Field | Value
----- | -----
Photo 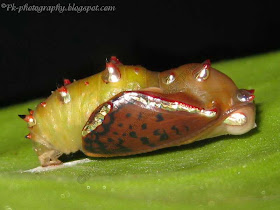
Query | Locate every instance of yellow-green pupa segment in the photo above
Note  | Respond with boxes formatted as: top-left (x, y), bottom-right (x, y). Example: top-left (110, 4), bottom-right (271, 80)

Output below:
top-left (29, 62), bottom-right (159, 165)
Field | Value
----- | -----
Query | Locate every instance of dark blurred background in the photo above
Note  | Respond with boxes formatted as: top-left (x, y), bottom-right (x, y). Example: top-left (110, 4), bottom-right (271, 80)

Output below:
top-left (1, 1), bottom-right (279, 107)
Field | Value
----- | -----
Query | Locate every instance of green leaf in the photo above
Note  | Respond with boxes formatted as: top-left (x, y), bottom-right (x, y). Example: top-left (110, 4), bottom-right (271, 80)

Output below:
top-left (1, 51), bottom-right (280, 209)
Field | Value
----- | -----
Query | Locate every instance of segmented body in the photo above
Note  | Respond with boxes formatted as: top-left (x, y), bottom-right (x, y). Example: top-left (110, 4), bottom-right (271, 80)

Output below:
top-left (32, 65), bottom-right (157, 153)
top-left (19, 57), bottom-right (256, 166)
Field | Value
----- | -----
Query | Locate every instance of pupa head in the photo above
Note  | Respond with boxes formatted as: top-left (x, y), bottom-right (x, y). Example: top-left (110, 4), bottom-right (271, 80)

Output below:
top-left (159, 60), bottom-right (256, 136)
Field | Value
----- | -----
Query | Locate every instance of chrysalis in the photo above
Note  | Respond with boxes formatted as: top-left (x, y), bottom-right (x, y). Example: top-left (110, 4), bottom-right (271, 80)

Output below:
top-left (19, 56), bottom-right (256, 166)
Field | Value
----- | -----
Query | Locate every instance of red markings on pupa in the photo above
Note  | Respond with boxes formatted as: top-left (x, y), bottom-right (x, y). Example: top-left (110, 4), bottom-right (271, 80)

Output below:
top-left (40, 102), bottom-right (47, 107)
top-left (248, 89), bottom-right (255, 94)
top-left (18, 115), bottom-right (34, 123)
top-left (25, 133), bottom-right (32, 139)
top-left (57, 86), bottom-right (71, 103)
top-left (203, 59), bottom-right (211, 69)
top-left (210, 108), bottom-right (218, 113)
top-left (85, 81), bottom-right (89, 86)
top-left (193, 60), bottom-right (211, 82)
top-left (134, 67), bottom-right (140, 74)
top-left (64, 79), bottom-right (71, 86)
top-left (110, 56), bottom-right (122, 65)
top-left (58, 86), bottom-right (68, 94)
top-left (237, 89), bottom-right (255, 102)
top-left (248, 95), bottom-right (255, 102)
top-left (102, 62), bottom-right (121, 83)
top-left (28, 108), bottom-right (34, 115)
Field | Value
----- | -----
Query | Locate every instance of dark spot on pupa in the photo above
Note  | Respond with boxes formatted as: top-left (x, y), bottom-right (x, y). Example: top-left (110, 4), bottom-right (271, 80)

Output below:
top-left (153, 129), bottom-right (169, 141)
top-left (171, 125), bottom-right (180, 135)
top-left (140, 137), bottom-right (149, 145)
top-left (116, 138), bottom-right (131, 153)
top-left (153, 129), bottom-right (160, 136)
top-left (129, 125), bottom-right (133, 129)
top-left (156, 113), bottom-right (164, 122)
top-left (126, 113), bottom-right (132, 118)
top-left (160, 129), bottom-right (168, 141)
top-left (82, 111), bottom-right (117, 154)
top-left (129, 131), bottom-right (137, 138)
top-left (138, 112), bottom-right (143, 120)
top-left (84, 136), bottom-right (93, 144)
top-left (118, 123), bottom-right (123, 127)
top-left (113, 132), bottom-right (118, 135)
top-left (107, 138), bottom-right (114, 142)
top-left (140, 137), bottom-right (155, 147)
top-left (93, 139), bottom-right (108, 153)
top-left (141, 123), bottom-right (147, 130)
top-left (122, 133), bottom-right (127, 137)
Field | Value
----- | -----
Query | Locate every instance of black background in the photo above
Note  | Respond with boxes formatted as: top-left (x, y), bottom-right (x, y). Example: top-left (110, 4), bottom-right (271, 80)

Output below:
top-left (1, 1), bottom-right (279, 107)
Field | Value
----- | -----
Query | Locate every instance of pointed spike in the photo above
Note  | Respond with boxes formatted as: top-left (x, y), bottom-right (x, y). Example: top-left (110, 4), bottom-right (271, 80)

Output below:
top-left (58, 86), bottom-right (71, 103)
top-left (40, 102), bottom-right (47, 107)
top-left (102, 62), bottom-right (121, 83)
top-left (193, 60), bottom-right (211, 82)
top-left (110, 56), bottom-right (122, 65)
top-left (58, 86), bottom-right (68, 94)
top-left (247, 89), bottom-right (255, 94)
top-left (28, 108), bottom-right (34, 115)
top-left (237, 89), bottom-right (255, 103)
top-left (18, 114), bottom-right (26, 120)
top-left (64, 79), bottom-right (71, 86)
top-left (25, 133), bottom-right (32, 139)
top-left (26, 115), bottom-right (34, 122)
top-left (164, 72), bottom-right (176, 84)
top-left (19, 115), bottom-right (36, 126)
top-left (194, 66), bottom-right (209, 82)
top-left (248, 95), bottom-right (255, 102)
top-left (203, 59), bottom-right (211, 68)
top-left (134, 67), bottom-right (140, 74)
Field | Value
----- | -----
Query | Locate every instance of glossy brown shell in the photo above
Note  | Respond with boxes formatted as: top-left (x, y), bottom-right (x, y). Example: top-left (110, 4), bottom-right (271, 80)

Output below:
top-left (82, 91), bottom-right (219, 157)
